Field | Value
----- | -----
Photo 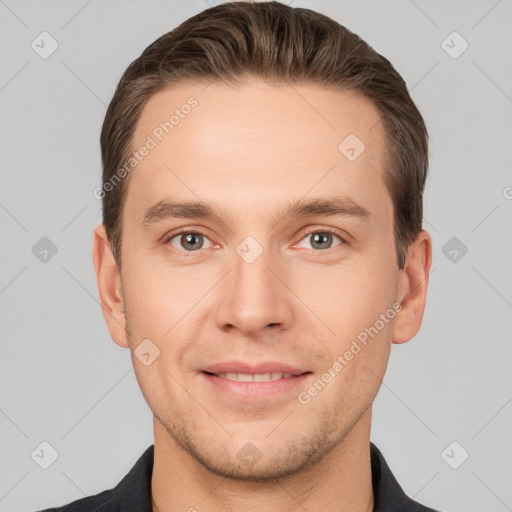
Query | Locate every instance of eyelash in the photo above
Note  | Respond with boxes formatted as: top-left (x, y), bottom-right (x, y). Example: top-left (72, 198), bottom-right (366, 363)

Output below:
top-left (163, 227), bottom-right (346, 253)
top-left (294, 228), bottom-right (346, 250)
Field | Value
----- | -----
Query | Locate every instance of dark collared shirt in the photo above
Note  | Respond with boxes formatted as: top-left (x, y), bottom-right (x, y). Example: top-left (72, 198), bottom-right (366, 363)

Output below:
top-left (38, 443), bottom-right (441, 511)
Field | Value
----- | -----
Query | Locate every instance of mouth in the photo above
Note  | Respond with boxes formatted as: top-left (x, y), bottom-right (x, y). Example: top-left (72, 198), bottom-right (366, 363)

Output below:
top-left (199, 363), bottom-right (313, 401)
top-left (202, 371), bottom-right (306, 382)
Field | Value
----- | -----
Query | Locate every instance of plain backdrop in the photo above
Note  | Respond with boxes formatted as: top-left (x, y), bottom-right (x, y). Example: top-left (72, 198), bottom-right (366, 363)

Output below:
top-left (1, 1), bottom-right (511, 511)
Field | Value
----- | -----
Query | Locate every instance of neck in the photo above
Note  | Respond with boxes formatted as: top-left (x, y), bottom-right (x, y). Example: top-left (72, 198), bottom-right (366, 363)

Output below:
top-left (151, 410), bottom-right (374, 512)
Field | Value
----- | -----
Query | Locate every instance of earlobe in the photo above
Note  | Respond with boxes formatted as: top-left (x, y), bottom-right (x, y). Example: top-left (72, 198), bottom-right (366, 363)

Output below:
top-left (392, 230), bottom-right (432, 345)
top-left (92, 224), bottom-right (129, 348)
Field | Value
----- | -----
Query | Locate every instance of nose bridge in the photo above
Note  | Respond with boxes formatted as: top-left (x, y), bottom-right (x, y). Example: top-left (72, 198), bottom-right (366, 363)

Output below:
top-left (215, 239), bottom-right (294, 335)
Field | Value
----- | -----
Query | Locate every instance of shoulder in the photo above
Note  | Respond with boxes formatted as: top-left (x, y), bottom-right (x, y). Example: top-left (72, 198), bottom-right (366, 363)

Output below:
top-left (35, 445), bottom-right (154, 512)
top-left (36, 489), bottom-right (115, 512)
top-left (370, 442), bottom-right (443, 512)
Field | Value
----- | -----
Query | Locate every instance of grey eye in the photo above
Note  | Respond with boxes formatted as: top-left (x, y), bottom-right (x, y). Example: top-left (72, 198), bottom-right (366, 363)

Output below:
top-left (170, 232), bottom-right (212, 251)
top-left (297, 232), bottom-right (343, 250)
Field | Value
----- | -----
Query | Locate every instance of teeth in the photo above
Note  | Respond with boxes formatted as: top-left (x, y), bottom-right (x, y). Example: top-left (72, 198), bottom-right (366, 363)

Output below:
top-left (217, 372), bottom-right (294, 382)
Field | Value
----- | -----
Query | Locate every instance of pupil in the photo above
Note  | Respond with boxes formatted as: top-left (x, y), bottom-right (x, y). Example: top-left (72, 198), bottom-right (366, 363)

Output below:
top-left (182, 233), bottom-right (203, 250)
top-left (312, 233), bottom-right (331, 250)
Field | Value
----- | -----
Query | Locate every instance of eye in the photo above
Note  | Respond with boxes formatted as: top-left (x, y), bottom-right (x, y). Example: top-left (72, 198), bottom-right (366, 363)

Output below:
top-left (296, 230), bottom-right (344, 250)
top-left (167, 231), bottom-right (213, 252)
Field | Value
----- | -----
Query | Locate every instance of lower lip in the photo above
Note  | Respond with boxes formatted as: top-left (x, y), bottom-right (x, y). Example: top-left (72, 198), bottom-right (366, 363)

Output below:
top-left (200, 372), bottom-right (312, 401)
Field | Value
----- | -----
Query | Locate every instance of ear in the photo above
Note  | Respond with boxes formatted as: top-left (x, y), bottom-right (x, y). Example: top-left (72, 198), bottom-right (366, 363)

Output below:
top-left (392, 229), bottom-right (432, 344)
top-left (92, 224), bottom-right (129, 348)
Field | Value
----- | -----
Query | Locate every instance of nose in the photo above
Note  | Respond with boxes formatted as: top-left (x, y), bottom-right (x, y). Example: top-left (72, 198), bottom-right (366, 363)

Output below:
top-left (214, 243), bottom-right (295, 337)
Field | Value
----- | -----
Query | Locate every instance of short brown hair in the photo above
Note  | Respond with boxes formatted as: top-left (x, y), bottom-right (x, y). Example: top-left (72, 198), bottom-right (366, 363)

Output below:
top-left (100, 1), bottom-right (428, 270)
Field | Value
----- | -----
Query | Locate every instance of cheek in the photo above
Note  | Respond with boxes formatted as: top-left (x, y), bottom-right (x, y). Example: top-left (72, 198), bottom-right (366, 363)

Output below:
top-left (289, 255), bottom-right (398, 340)
top-left (122, 256), bottom-right (210, 338)
top-left (121, 257), bottom-right (221, 383)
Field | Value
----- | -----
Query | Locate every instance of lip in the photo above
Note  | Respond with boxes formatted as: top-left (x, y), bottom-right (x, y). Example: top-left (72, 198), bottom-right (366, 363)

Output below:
top-left (202, 361), bottom-right (308, 375)
top-left (200, 372), bottom-right (312, 401)
top-left (199, 361), bottom-right (313, 401)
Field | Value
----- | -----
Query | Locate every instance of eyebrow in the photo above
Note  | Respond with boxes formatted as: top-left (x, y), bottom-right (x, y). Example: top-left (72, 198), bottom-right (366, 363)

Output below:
top-left (139, 196), bottom-right (371, 228)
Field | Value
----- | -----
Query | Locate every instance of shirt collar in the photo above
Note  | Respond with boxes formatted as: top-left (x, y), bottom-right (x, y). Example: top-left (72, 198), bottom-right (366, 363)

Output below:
top-left (106, 442), bottom-right (436, 511)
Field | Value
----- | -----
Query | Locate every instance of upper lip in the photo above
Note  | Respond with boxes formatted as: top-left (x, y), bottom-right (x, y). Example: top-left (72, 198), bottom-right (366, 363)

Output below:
top-left (203, 361), bottom-right (309, 376)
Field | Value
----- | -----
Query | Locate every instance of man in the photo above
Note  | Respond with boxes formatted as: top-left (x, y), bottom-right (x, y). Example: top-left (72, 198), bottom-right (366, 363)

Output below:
top-left (40, 1), bottom-right (440, 510)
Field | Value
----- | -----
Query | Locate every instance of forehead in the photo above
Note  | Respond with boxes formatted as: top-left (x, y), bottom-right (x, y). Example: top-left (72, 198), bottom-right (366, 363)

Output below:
top-left (125, 78), bottom-right (390, 225)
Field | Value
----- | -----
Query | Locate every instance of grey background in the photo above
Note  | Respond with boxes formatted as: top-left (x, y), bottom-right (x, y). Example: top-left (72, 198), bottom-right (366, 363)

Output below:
top-left (1, 0), bottom-right (511, 511)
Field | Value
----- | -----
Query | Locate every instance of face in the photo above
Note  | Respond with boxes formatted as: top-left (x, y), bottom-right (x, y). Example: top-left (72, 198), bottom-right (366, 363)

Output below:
top-left (99, 78), bottom-right (413, 480)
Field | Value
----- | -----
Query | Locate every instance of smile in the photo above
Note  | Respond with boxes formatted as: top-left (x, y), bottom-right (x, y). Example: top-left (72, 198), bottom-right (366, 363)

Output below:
top-left (215, 372), bottom-right (294, 382)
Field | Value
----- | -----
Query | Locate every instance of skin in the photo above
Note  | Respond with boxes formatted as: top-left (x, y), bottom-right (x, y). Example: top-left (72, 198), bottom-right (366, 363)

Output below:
top-left (93, 78), bottom-right (432, 512)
